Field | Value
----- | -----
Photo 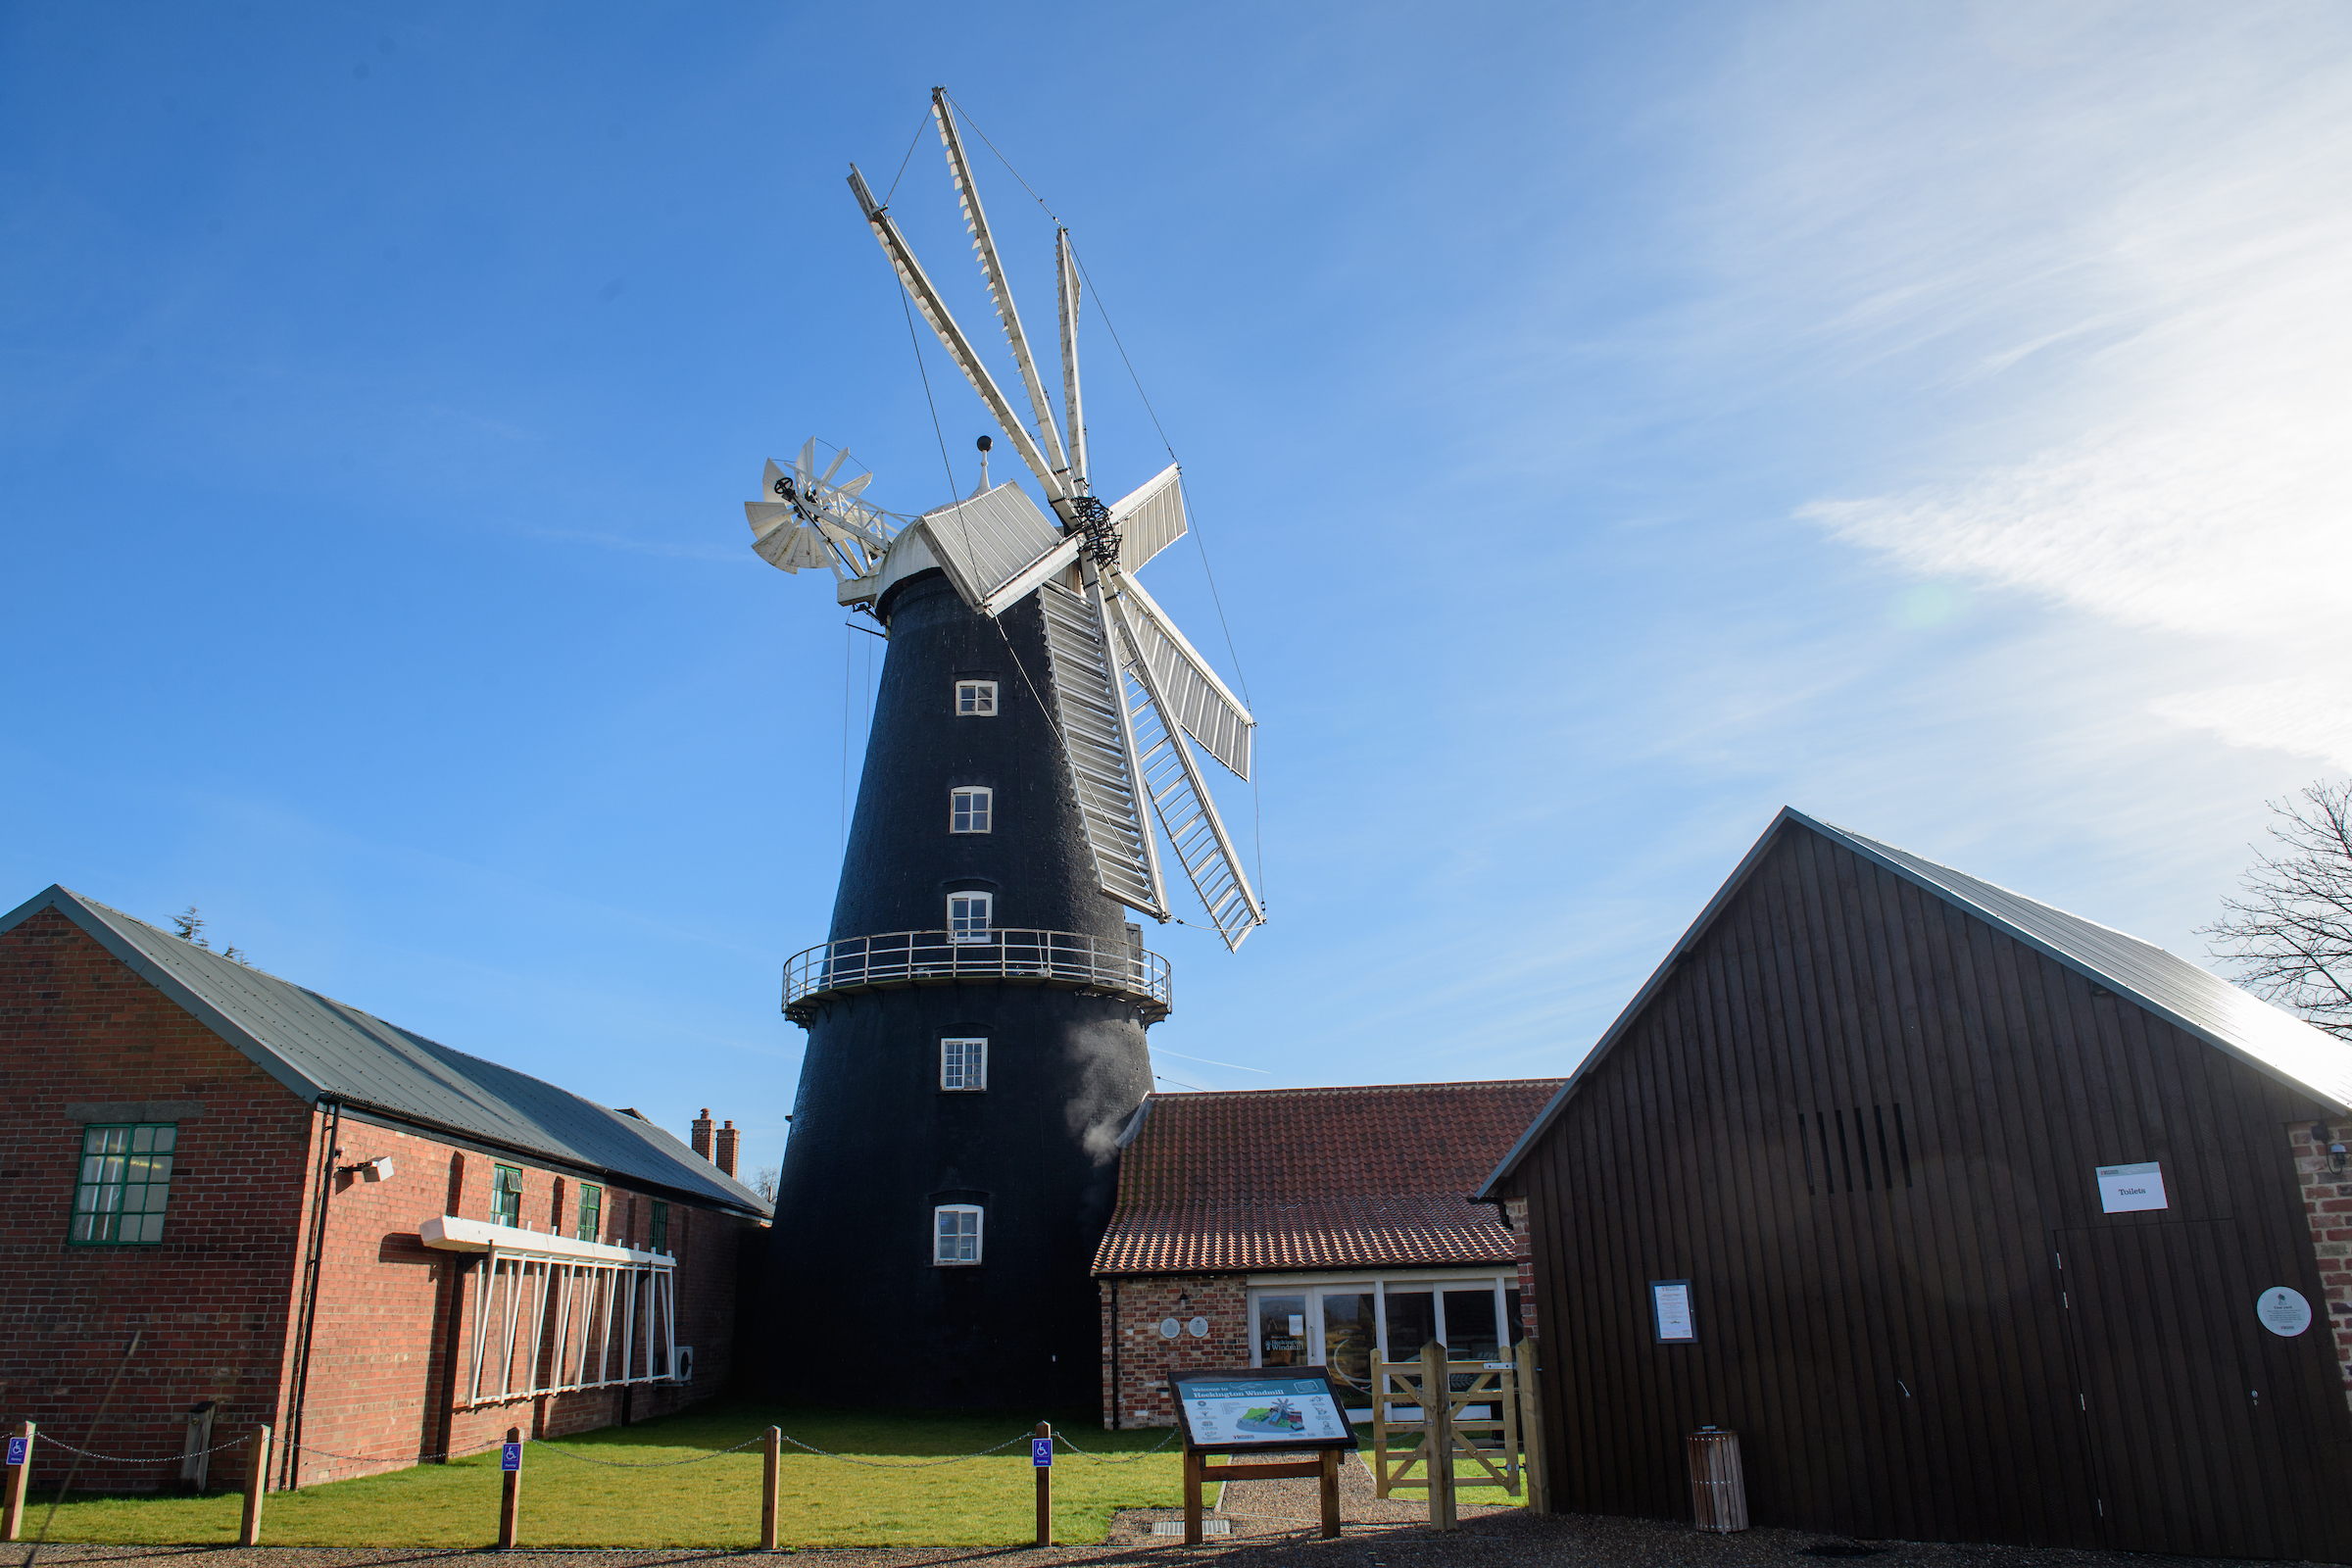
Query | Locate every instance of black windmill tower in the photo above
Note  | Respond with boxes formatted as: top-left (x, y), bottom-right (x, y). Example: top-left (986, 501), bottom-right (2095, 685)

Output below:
top-left (744, 91), bottom-right (1265, 1407)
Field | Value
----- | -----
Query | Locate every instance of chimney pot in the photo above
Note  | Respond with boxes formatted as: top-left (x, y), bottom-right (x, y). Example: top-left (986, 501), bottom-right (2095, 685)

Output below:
top-left (691, 1108), bottom-right (714, 1161)
top-left (713, 1118), bottom-right (740, 1179)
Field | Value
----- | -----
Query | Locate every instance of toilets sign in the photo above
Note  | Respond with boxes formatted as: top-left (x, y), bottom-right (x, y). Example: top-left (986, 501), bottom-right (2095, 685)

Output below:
top-left (2096, 1161), bottom-right (2168, 1214)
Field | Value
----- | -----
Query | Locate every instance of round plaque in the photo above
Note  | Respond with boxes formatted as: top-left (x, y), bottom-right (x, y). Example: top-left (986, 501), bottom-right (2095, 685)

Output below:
top-left (1157, 1316), bottom-right (1181, 1339)
top-left (1187, 1315), bottom-right (1210, 1338)
top-left (2257, 1286), bottom-right (2313, 1337)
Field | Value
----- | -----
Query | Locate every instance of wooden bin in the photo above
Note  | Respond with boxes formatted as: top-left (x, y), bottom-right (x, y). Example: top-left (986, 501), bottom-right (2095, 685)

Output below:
top-left (1687, 1429), bottom-right (1747, 1532)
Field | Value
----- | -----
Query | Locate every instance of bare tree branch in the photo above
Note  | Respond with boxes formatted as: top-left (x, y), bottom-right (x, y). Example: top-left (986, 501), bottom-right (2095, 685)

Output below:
top-left (2204, 778), bottom-right (2352, 1042)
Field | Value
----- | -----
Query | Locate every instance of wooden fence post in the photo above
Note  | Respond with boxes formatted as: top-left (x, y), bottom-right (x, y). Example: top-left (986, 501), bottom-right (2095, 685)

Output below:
top-left (760, 1426), bottom-right (780, 1549)
top-left (1515, 1339), bottom-right (1548, 1515)
top-left (1317, 1446), bottom-right (1341, 1540)
top-left (1420, 1340), bottom-right (1456, 1531)
top-left (1182, 1445), bottom-right (1203, 1544)
top-left (2, 1421), bottom-right (35, 1543)
top-left (1033, 1422), bottom-right (1052, 1546)
top-left (498, 1426), bottom-right (521, 1548)
top-left (239, 1426), bottom-right (270, 1546)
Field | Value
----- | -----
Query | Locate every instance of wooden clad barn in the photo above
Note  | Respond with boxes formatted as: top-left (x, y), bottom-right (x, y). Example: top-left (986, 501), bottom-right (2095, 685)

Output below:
top-left (1481, 809), bottom-right (2352, 1560)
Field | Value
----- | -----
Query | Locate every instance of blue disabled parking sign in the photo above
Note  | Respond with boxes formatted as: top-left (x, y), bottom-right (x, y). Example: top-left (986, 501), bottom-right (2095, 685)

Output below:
top-left (6, 1437), bottom-right (25, 1467)
top-left (1031, 1438), bottom-right (1053, 1468)
top-left (501, 1443), bottom-right (522, 1472)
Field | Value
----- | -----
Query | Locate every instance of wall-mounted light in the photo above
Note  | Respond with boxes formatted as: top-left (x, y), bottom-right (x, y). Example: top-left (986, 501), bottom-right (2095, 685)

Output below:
top-left (340, 1155), bottom-right (397, 1183)
top-left (2332, 1143), bottom-right (2347, 1176)
top-left (2317, 1125), bottom-right (2345, 1176)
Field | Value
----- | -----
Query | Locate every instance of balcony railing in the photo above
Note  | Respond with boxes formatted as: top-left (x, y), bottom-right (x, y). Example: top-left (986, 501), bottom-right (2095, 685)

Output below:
top-left (783, 928), bottom-right (1172, 1023)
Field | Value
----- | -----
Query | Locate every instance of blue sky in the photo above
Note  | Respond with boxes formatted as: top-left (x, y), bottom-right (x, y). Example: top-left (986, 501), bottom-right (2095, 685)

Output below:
top-left (7, 2), bottom-right (2349, 1184)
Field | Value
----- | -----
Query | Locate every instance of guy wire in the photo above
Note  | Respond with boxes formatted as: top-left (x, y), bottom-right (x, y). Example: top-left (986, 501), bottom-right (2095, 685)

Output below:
top-left (882, 107), bottom-right (932, 207)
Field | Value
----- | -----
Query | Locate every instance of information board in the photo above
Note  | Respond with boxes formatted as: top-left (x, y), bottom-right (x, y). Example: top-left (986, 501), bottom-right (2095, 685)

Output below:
top-left (2257, 1286), bottom-right (2314, 1337)
top-left (1652, 1279), bottom-right (1695, 1343)
top-left (1168, 1367), bottom-right (1358, 1454)
top-left (2095, 1160), bottom-right (2168, 1213)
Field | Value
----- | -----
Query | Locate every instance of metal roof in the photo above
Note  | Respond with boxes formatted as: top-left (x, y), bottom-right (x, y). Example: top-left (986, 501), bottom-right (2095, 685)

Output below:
top-left (1478, 808), bottom-right (2352, 1198)
top-left (3, 885), bottom-right (771, 1218)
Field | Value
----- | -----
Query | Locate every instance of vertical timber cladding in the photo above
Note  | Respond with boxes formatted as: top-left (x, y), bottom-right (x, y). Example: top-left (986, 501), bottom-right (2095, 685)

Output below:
top-left (762, 570), bottom-right (1153, 1409)
top-left (1503, 817), bottom-right (2352, 1558)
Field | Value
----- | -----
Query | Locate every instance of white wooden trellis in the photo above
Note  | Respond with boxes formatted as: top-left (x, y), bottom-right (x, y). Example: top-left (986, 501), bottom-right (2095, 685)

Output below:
top-left (419, 1215), bottom-right (677, 1406)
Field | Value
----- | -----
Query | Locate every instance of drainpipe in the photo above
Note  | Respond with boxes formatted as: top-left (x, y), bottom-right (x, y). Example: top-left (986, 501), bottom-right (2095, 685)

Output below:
top-left (281, 1097), bottom-right (342, 1490)
top-left (1108, 1279), bottom-right (1121, 1431)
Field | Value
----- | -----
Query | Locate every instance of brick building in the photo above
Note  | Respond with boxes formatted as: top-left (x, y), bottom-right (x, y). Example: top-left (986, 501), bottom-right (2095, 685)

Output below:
top-left (1091, 1080), bottom-right (1562, 1429)
top-left (0, 885), bottom-right (770, 1493)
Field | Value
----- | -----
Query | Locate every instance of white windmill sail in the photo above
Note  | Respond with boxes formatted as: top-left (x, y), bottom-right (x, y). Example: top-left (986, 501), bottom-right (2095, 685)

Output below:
top-left (1102, 591), bottom-right (1265, 950)
top-left (934, 90), bottom-right (1072, 493)
top-left (1107, 463), bottom-right (1188, 575)
top-left (1110, 570), bottom-right (1253, 781)
top-left (1035, 580), bottom-right (1168, 918)
top-left (1056, 228), bottom-right (1089, 491)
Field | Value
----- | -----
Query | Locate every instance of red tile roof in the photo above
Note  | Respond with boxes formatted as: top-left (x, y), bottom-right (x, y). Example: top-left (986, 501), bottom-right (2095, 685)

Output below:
top-left (1092, 1080), bottom-right (1564, 1276)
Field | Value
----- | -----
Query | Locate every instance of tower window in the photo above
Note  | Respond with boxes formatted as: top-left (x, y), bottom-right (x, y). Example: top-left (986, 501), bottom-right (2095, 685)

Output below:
top-left (942, 1037), bottom-right (988, 1091)
top-left (951, 787), bottom-right (993, 834)
top-left (934, 1203), bottom-right (984, 1265)
top-left (956, 680), bottom-right (998, 715)
top-left (949, 892), bottom-right (994, 943)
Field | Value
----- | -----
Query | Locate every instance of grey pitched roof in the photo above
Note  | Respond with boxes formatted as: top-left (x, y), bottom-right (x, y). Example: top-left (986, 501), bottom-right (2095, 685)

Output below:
top-left (3, 885), bottom-right (771, 1218)
top-left (1479, 808), bottom-right (2352, 1198)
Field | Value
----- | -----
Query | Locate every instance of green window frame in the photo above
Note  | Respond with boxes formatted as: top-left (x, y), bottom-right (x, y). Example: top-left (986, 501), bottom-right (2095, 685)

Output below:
top-left (71, 1123), bottom-right (177, 1246)
top-left (577, 1184), bottom-right (603, 1242)
top-left (491, 1164), bottom-right (523, 1227)
top-left (651, 1200), bottom-right (668, 1253)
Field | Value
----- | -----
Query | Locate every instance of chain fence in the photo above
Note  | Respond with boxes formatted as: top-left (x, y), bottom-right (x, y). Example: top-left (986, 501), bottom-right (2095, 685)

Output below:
top-left (32, 1435), bottom-right (253, 1465)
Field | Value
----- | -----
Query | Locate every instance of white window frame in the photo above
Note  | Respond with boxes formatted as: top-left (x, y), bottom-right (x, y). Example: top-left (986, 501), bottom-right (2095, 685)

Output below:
top-left (934, 1203), bottom-right (984, 1265)
top-left (941, 1037), bottom-right (988, 1091)
top-left (950, 787), bottom-right (993, 834)
top-left (1244, 1273), bottom-right (1519, 1415)
top-left (948, 892), bottom-right (994, 943)
top-left (956, 680), bottom-right (999, 716)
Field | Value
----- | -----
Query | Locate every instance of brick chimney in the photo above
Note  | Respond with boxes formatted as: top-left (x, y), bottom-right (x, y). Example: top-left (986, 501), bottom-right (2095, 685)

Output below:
top-left (691, 1108), bottom-right (714, 1162)
top-left (714, 1119), bottom-right (739, 1179)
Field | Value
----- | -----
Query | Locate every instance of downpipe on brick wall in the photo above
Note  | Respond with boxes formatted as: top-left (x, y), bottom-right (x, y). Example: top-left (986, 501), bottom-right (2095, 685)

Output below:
top-left (280, 1098), bottom-right (342, 1491)
top-left (1109, 1281), bottom-right (1120, 1432)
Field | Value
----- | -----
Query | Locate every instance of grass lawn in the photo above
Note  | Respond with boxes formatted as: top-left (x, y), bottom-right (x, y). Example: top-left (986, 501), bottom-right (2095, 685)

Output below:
top-left (21, 1399), bottom-right (1211, 1548)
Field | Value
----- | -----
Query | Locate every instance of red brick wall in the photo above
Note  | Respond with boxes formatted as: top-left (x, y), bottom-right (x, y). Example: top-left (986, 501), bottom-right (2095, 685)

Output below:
top-left (3, 906), bottom-right (765, 1492)
top-left (1096, 1275), bottom-right (1249, 1429)
top-left (0, 909), bottom-right (312, 1492)
top-left (1505, 1198), bottom-right (1538, 1341)
top-left (293, 1129), bottom-right (763, 1484)
top-left (2288, 1119), bottom-right (2352, 1411)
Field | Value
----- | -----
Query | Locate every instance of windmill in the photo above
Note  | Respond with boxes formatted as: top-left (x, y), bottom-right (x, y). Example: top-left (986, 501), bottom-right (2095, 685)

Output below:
top-left (745, 88), bottom-right (1265, 951)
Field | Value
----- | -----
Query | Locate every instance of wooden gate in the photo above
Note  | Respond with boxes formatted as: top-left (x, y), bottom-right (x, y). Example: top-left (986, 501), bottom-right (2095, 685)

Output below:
top-left (1372, 1340), bottom-right (1548, 1525)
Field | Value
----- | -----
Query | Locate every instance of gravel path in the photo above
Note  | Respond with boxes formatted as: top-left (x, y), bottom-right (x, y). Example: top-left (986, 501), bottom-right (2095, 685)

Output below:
top-left (7, 1507), bottom-right (2334, 1568)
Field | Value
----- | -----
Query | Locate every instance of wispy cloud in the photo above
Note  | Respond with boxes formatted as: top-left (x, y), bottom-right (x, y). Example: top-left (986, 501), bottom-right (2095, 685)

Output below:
top-left (1747, 3), bottom-right (2352, 766)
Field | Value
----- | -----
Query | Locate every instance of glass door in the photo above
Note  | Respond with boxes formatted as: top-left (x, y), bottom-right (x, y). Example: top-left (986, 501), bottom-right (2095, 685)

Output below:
top-left (1254, 1293), bottom-right (1308, 1366)
top-left (1316, 1290), bottom-right (1376, 1405)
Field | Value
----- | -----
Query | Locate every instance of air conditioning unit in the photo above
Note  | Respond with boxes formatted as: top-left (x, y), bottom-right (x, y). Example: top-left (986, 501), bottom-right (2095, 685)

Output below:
top-left (671, 1346), bottom-right (695, 1383)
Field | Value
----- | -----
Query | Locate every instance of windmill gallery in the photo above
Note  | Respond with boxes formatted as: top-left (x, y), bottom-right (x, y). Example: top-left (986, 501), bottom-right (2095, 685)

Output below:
top-left (5, 87), bottom-right (2351, 1563)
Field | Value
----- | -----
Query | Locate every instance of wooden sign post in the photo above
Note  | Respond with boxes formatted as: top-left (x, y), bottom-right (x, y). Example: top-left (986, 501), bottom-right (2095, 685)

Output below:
top-left (3, 1421), bottom-right (36, 1543)
top-left (498, 1427), bottom-right (521, 1548)
top-left (760, 1426), bottom-right (780, 1549)
top-left (1168, 1367), bottom-right (1355, 1544)
top-left (239, 1426), bottom-right (270, 1546)
top-left (1032, 1422), bottom-right (1054, 1546)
